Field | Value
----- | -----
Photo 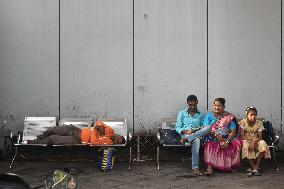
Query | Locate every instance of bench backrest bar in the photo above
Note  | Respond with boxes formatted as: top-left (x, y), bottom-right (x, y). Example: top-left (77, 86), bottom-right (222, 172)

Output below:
top-left (161, 118), bottom-right (176, 130)
top-left (59, 117), bottom-right (92, 129)
top-left (97, 118), bottom-right (128, 140)
top-left (23, 117), bottom-right (57, 141)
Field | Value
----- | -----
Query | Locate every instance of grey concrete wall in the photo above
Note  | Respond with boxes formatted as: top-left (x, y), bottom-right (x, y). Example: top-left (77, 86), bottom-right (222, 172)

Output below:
top-left (0, 0), bottom-right (283, 153)
top-left (60, 0), bottom-right (133, 124)
top-left (134, 0), bottom-right (207, 133)
top-left (0, 0), bottom-right (59, 155)
top-left (208, 0), bottom-right (281, 131)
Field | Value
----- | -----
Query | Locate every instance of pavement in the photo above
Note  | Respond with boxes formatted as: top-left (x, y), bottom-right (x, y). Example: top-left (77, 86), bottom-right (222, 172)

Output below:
top-left (0, 158), bottom-right (284, 189)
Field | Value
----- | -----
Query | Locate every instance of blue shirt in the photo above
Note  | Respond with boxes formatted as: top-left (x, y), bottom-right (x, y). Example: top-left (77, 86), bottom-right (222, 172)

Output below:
top-left (203, 111), bottom-right (218, 127)
top-left (175, 108), bottom-right (205, 136)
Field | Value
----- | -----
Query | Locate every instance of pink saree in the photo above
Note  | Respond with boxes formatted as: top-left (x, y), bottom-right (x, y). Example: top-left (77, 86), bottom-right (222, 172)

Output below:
top-left (204, 112), bottom-right (242, 171)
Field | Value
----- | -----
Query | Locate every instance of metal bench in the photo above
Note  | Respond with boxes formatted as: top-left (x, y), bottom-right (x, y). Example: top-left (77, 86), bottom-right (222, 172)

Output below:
top-left (10, 117), bottom-right (57, 169)
top-left (156, 118), bottom-right (191, 170)
top-left (10, 117), bottom-right (132, 170)
top-left (59, 117), bottom-right (132, 170)
top-left (258, 120), bottom-right (280, 171)
top-left (157, 117), bottom-right (280, 171)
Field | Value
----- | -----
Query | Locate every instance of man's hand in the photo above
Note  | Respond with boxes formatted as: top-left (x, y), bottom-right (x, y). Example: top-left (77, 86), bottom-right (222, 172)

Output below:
top-left (184, 129), bottom-right (193, 135)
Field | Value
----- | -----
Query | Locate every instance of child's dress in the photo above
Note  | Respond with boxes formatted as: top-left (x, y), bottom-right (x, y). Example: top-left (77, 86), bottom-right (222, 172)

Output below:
top-left (239, 119), bottom-right (271, 159)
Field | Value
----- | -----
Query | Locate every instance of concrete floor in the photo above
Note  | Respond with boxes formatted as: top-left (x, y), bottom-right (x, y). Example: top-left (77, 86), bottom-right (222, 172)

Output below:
top-left (0, 158), bottom-right (283, 189)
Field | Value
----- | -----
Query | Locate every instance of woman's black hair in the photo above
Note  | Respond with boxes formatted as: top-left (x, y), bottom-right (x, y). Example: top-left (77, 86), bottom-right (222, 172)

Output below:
top-left (246, 106), bottom-right (257, 115)
top-left (214, 98), bottom-right (226, 107)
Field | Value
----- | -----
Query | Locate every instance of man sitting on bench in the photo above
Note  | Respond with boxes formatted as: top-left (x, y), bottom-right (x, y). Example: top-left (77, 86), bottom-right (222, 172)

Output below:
top-left (27, 121), bottom-right (125, 145)
top-left (175, 95), bottom-right (205, 176)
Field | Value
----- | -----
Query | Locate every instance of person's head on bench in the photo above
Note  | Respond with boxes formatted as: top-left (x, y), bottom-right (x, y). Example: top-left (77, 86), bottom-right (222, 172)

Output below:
top-left (93, 121), bottom-right (125, 144)
top-left (94, 121), bottom-right (106, 135)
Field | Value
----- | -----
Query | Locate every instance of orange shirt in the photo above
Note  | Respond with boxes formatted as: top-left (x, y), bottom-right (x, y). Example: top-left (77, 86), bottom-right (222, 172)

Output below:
top-left (80, 121), bottom-right (115, 145)
top-left (81, 128), bottom-right (91, 144)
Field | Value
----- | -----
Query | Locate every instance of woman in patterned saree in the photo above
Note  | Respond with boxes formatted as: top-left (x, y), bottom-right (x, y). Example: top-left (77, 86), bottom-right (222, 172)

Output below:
top-left (203, 98), bottom-right (242, 175)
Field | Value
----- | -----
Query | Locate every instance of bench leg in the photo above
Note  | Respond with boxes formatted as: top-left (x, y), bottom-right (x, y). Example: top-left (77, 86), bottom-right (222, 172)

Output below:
top-left (9, 146), bottom-right (18, 169)
top-left (128, 146), bottom-right (132, 171)
top-left (271, 146), bottom-right (279, 171)
top-left (157, 146), bottom-right (160, 170)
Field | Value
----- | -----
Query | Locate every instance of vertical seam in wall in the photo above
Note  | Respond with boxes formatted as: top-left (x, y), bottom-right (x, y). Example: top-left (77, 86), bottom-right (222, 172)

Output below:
top-left (133, 0), bottom-right (135, 134)
top-left (206, 0), bottom-right (209, 111)
top-left (59, 0), bottom-right (61, 119)
top-left (281, 0), bottom-right (283, 134)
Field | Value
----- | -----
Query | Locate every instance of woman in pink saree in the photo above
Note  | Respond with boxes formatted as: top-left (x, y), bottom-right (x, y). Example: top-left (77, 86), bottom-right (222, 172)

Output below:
top-left (203, 98), bottom-right (242, 175)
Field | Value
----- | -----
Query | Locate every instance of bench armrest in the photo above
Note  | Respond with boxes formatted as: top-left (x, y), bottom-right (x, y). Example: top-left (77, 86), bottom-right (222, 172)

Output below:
top-left (157, 131), bottom-right (161, 141)
top-left (273, 133), bottom-right (280, 146)
top-left (128, 130), bottom-right (133, 141)
top-left (10, 130), bottom-right (21, 144)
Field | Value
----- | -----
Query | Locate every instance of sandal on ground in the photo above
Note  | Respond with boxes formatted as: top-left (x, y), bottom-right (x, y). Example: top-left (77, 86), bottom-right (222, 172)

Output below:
top-left (246, 169), bottom-right (262, 177)
top-left (246, 168), bottom-right (252, 172)
top-left (192, 169), bottom-right (203, 176)
top-left (254, 170), bottom-right (262, 176)
top-left (246, 171), bottom-right (254, 177)
top-left (204, 169), bottom-right (213, 176)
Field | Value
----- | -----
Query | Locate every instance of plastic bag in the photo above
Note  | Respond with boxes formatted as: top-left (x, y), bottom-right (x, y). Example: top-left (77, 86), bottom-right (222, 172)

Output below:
top-left (44, 170), bottom-right (77, 189)
top-left (98, 148), bottom-right (116, 172)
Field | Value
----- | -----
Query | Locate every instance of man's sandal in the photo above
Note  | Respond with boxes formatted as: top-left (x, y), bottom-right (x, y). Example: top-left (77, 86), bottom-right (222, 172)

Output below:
top-left (192, 169), bottom-right (203, 176)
